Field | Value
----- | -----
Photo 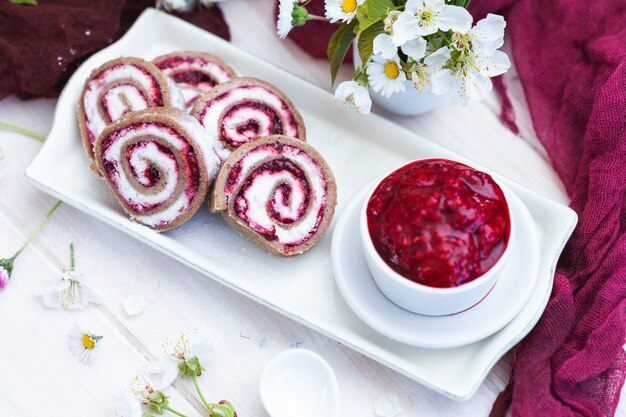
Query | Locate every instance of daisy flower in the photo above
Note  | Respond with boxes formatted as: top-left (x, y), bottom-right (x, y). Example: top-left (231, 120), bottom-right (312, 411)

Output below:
top-left (146, 330), bottom-right (219, 390)
top-left (68, 322), bottom-right (102, 364)
top-left (334, 81), bottom-right (372, 114)
top-left (277, 0), bottom-right (313, 39)
top-left (392, 0), bottom-right (472, 45)
top-left (366, 54), bottom-right (407, 98)
top-left (325, 0), bottom-right (365, 24)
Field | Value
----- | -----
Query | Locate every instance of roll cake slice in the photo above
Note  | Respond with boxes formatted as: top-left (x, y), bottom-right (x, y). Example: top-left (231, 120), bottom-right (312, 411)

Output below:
top-left (153, 51), bottom-right (236, 110)
top-left (78, 57), bottom-right (185, 162)
top-left (94, 107), bottom-right (219, 231)
top-left (191, 77), bottom-right (306, 164)
top-left (211, 135), bottom-right (336, 256)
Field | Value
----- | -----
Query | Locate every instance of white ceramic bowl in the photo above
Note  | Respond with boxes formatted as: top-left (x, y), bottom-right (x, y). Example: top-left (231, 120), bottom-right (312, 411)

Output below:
top-left (360, 161), bottom-right (516, 316)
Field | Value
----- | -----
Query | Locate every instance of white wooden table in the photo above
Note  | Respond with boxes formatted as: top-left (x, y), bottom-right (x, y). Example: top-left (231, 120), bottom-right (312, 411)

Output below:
top-left (0, 2), bottom-right (624, 416)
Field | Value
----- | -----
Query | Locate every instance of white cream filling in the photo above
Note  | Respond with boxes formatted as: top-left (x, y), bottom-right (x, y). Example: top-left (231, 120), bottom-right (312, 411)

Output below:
top-left (103, 85), bottom-right (148, 122)
top-left (83, 65), bottom-right (158, 143)
top-left (104, 125), bottom-right (190, 227)
top-left (228, 145), bottom-right (326, 245)
top-left (199, 86), bottom-right (300, 162)
top-left (223, 106), bottom-right (273, 145)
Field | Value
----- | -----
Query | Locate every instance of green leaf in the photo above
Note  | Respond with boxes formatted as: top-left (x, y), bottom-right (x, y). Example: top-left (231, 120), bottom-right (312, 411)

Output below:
top-left (356, 0), bottom-right (394, 34)
top-left (327, 20), bottom-right (358, 86)
top-left (9, 0), bottom-right (38, 5)
top-left (357, 20), bottom-right (385, 68)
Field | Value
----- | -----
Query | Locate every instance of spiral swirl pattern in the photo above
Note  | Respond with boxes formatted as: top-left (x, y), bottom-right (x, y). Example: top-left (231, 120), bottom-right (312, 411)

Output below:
top-left (212, 136), bottom-right (336, 256)
top-left (78, 57), bottom-right (184, 161)
top-left (193, 78), bottom-right (306, 163)
top-left (95, 108), bottom-right (217, 231)
top-left (153, 51), bottom-right (236, 109)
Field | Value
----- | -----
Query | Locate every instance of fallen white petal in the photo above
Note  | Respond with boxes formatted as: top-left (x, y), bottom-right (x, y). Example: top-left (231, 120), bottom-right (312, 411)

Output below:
top-left (123, 295), bottom-right (146, 316)
top-left (374, 394), bottom-right (402, 417)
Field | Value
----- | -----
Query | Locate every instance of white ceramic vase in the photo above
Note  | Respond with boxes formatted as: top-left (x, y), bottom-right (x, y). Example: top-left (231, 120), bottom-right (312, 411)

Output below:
top-left (352, 44), bottom-right (448, 116)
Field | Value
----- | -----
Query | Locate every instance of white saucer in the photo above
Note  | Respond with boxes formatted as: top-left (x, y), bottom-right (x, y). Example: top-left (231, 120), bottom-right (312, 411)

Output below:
top-left (331, 184), bottom-right (541, 349)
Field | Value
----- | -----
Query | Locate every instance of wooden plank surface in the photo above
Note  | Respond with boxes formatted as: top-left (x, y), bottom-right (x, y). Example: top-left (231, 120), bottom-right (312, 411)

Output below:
top-left (0, 1), bottom-right (623, 416)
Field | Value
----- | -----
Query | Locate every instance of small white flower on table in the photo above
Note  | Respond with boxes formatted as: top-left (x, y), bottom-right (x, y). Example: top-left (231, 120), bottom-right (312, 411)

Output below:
top-left (68, 322), bottom-right (102, 364)
top-left (36, 244), bottom-right (103, 310)
top-left (146, 329), bottom-right (220, 390)
top-left (325, 0), bottom-right (365, 24)
top-left (366, 54), bottom-right (407, 98)
top-left (334, 81), bottom-right (372, 114)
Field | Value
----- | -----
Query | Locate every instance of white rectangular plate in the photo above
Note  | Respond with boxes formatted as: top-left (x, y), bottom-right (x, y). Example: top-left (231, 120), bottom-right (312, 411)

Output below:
top-left (25, 9), bottom-right (577, 400)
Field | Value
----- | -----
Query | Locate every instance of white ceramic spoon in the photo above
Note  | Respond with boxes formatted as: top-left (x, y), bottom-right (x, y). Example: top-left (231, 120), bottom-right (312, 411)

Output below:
top-left (260, 349), bottom-right (339, 417)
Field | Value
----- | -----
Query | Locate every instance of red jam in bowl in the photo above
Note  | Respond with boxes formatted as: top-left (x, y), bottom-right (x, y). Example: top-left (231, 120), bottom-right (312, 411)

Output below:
top-left (366, 159), bottom-right (511, 288)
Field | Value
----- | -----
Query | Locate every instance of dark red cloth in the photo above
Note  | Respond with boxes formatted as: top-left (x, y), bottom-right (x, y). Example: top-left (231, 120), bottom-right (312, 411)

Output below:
top-left (0, 1), bottom-right (229, 99)
top-left (466, 1), bottom-right (626, 415)
top-left (279, 1), bottom-right (626, 415)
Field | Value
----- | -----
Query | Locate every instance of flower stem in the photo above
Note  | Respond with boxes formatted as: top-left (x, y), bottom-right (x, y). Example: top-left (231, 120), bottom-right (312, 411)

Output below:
top-left (191, 371), bottom-right (213, 411)
top-left (306, 14), bottom-right (329, 22)
top-left (70, 243), bottom-right (75, 270)
top-left (12, 200), bottom-right (62, 260)
top-left (0, 122), bottom-right (46, 143)
top-left (163, 405), bottom-right (190, 417)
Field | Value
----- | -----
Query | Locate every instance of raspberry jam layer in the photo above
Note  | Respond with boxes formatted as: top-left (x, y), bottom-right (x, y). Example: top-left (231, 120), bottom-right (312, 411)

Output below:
top-left (366, 159), bottom-right (511, 288)
top-left (225, 142), bottom-right (328, 250)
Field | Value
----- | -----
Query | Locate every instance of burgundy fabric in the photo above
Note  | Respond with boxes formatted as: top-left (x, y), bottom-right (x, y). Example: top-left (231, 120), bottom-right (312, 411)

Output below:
top-left (467, 1), bottom-right (626, 416)
top-left (278, 1), bottom-right (626, 415)
top-left (0, 1), bottom-right (230, 99)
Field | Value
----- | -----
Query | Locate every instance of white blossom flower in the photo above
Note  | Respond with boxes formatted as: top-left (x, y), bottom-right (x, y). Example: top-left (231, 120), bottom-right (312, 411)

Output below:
top-left (68, 322), bottom-right (102, 364)
top-left (392, 0), bottom-right (472, 44)
top-left (277, 0), bottom-right (296, 39)
top-left (146, 330), bottom-right (219, 390)
top-left (466, 13), bottom-right (506, 56)
top-left (383, 10), bottom-right (402, 33)
top-left (113, 393), bottom-right (143, 417)
top-left (325, 0), bottom-right (365, 24)
top-left (114, 373), bottom-right (167, 417)
top-left (431, 34), bottom-right (510, 102)
top-left (401, 37), bottom-right (427, 60)
top-left (36, 270), bottom-right (103, 310)
top-left (334, 81), bottom-right (372, 114)
top-left (411, 46), bottom-right (451, 93)
top-left (366, 54), bottom-right (407, 98)
top-left (373, 34), bottom-right (397, 60)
